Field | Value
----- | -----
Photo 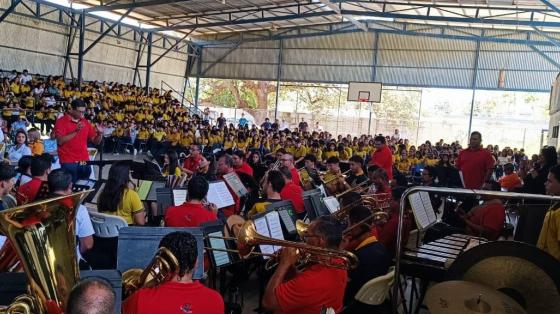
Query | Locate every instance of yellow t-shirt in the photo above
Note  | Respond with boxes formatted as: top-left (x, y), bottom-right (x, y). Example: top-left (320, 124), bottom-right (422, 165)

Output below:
top-left (153, 131), bottom-right (166, 141)
top-left (137, 130), bottom-right (149, 140)
top-left (248, 201), bottom-right (272, 218)
top-left (29, 141), bottom-right (44, 156)
top-left (324, 151), bottom-right (339, 159)
top-left (537, 205), bottom-right (560, 261)
top-left (107, 188), bottom-right (144, 225)
top-left (163, 166), bottom-right (182, 177)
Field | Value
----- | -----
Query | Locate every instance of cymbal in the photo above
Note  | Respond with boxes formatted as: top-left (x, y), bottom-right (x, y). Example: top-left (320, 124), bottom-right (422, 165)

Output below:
top-left (426, 281), bottom-right (526, 314)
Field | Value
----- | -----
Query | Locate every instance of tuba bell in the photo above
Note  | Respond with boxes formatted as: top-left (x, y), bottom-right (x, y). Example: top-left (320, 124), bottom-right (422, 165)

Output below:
top-left (0, 190), bottom-right (91, 314)
top-left (122, 246), bottom-right (179, 299)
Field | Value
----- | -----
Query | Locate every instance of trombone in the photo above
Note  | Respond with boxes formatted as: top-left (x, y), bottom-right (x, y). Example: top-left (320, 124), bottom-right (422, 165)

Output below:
top-left (204, 220), bottom-right (358, 271)
top-left (335, 179), bottom-right (371, 199)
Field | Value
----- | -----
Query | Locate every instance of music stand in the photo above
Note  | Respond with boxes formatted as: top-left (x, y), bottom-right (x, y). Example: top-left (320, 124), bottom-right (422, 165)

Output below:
top-left (156, 188), bottom-right (174, 216)
top-left (302, 188), bottom-right (330, 220)
top-left (265, 200), bottom-right (297, 236)
top-left (117, 227), bottom-right (205, 280)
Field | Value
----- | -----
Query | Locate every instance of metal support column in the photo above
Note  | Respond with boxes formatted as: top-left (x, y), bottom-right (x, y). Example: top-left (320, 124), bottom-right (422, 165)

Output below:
top-left (194, 46), bottom-right (202, 111)
top-left (145, 32), bottom-right (153, 93)
top-left (63, 12), bottom-right (77, 80)
top-left (467, 39), bottom-right (481, 139)
top-left (369, 32), bottom-right (380, 135)
top-left (274, 39), bottom-right (283, 120)
top-left (77, 11), bottom-right (85, 88)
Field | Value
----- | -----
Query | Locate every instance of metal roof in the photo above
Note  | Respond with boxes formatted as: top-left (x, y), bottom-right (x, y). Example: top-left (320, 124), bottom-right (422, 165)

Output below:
top-left (71, 0), bottom-right (560, 39)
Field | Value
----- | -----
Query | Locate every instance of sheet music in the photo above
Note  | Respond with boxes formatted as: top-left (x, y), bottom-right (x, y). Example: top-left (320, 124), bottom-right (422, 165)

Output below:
top-left (173, 189), bottom-right (187, 206)
top-left (0, 235), bottom-right (6, 249)
top-left (137, 181), bottom-right (152, 200)
top-left (208, 231), bottom-right (231, 267)
top-left (254, 217), bottom-right (275, 257)
top-left (323, 196), bottom-right (340, 214)
top-left (408, 192), bottom-right (436, 230)
top-left (223, 172), bottom-right (248, 197)
top-left (278, 209), bottom-right (296, 234)
top-left (419, 192), bottom-right (437, 224)
top-left (206, 181), bottom-right (235, 209)
top-left (75, 179), bottom-right (96, 189)
top-left (265, 211), bottom-right (285, 253)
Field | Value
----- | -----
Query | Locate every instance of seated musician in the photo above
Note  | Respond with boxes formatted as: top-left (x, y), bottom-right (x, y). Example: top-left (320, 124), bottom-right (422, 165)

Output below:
top-left (0, 163), bottom-right (17, 210)
top-left (164, 176), bottom-right (218, 227)
top-left (324, 157), bottom-right (346, 195)
top-left (370, 168), bottom-right (392, 198)
top-left (162, 150), bottom-right (182, 177)
top-left (279, 153), bottom-right (301, 186)
top-left (181, 144), bottom-right (203, 176)
top-left (302, 154), bottom-right (322, 188)
top-left (122, 231), bottom-right (224, 314)
top-left (278, 166), bottom-right (305, 219)
top-left (538, 165), bottom-right (560, 260)
top-left (232, 150), bottom-right (254, 176)
top-left (17, 154), bottom-right (51, 204)
top-left (216, 153), bottom-right (242, 217)
top-left (344, 156), bottom-right (368, 188)
top-left (421, 166), bottom-right (443, 211)
top-left (247, 170), bottom-right (284, 218)
top-left (377, 187), bottom-right (413, 258)
top-left (97, 161), bottom-right (146, 226)
top-left (262, 216), bottom-right (348, 314)
top-left (47, 169), bottom-right (94, 268)
top-left (343, 205), bottom-right (390, 310)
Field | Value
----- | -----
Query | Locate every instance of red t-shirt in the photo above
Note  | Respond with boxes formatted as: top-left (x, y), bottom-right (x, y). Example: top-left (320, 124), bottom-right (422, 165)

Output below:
top-left (467, 203), bottom-right (505, 240)
top-left (122, 281), bottom-right (224, 314)
top-left (290, 167), bottom-right (301, 186)
top-left (54, 114), bottom-right (97, 163)
top-left (456, 148), bottom-right (495, 189)
top-left (378, 212), bottom-right (412, 257)
top-left (17, 177), bottom-right (44, 205)
top-left (235, 162), bottom-right (254, 177)
top-left (165, 202), bottom-right (218, 227)
top-left (183, 156), bottom-right (202, 173)
top-left (280, 181), bottom-right (305, 214)
top-left (275, 263), bottom-right (347, 314)
top-left (370, 146), bottom-right (393, 180)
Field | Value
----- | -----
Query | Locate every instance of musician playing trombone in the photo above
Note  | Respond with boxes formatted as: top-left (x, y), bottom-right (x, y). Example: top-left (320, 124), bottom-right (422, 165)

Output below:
top-left (122, 231), bottom-right (224, 313)
top-left (344, 156), bottom-right (368, 188)
top-left (262, 216), bottom-right (348, 314)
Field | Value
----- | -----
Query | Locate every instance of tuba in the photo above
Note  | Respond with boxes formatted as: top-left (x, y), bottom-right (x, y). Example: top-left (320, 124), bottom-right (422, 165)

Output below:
top-left (121, 247), bottom-right (179, 299)
top-left (0, 190), bottom-right (91, 314)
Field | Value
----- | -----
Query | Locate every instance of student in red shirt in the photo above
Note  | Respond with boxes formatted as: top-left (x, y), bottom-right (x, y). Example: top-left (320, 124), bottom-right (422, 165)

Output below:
top-left (181, 144), bottom-right (203, 176)
top-left (262, 216), bottom-right (348, 314)
top-left (377, 187), bottom-right (413, 258)
top-left (216, 154), bottom-right (242, 217)
top-left (123, 231), bottom-right (224, 314)
top-left (165, 176), bottom-right (218, 227)
top-left (457, 181), bottom-right (505, 240)
top-left (54, 99), bottom-right (103, 183)
top-left (232, 150), bottom-right (253, 177)
top-left (455, 131), bottom-right (495, 189)
top-left (498, 163), bottom-right (522, 191)
top-left (278, 166), bottom-right (305, 218)
top-left (369, 135), bottom-right (393, 180)
top-left (17, 154), bottom-right (51, 204)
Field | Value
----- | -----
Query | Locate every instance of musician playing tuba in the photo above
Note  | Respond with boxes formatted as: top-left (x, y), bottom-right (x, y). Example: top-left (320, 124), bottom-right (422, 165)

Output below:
top-left (122, 231), bottom-right (224, 313)
top-left (262, 216), bottom-right (348, 314)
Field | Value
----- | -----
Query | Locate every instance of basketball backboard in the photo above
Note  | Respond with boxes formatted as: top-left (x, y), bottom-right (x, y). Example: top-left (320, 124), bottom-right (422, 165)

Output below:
top-left (347, 82), bottom-right (382, 103)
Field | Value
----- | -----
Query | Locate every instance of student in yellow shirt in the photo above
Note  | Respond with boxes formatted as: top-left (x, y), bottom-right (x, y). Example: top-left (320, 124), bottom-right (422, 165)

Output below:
top-left (135, 126), bottom-right (150, 153)
top-left (162, 150), bottom-right (182, 177)
top-left (223, 133), bottom-right (236, 151)
top-left (97, 161), bottom-right (145, 225)
top-left (396, 150), bottom-right (411, 174)
top-left (236, 133), bottom-right (249, 152)
top-left (323, 142), bottom-right (339, 160)
top-left (537, 165), bottom-right (560, 260)
top-left (27, 128), bottom-right (44, 156)
top-left (148, 126), bottom-right (166, 157)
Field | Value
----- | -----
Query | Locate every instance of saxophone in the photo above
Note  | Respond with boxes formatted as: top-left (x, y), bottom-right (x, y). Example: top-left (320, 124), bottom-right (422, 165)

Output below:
top-left (0, 190), bottom-right (91, 314)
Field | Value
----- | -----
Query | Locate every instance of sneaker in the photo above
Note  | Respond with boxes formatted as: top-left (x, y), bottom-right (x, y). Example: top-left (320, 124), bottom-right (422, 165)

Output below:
top-left (133, 149), bottom-right (138, 156)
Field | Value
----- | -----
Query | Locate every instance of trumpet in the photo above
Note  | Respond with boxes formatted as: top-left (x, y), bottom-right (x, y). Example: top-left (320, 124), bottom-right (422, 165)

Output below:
top-left (321, 169), bottom-right (350, 185)
top-left (331, 194), bottom-right (390, 228)
top-left (205, 220), bottom-right (358, 271)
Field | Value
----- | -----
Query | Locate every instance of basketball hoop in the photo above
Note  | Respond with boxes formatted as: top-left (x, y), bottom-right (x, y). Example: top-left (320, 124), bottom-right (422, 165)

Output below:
top-left (358, 98), bottom-right (369, 103)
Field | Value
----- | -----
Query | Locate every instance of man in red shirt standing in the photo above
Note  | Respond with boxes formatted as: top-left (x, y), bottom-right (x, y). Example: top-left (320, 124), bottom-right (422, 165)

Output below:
top-left (165, 176), bottom-right (218, 227)
top-left (279, 153), bottom-right (301, 186)
top-left (54, 99), bottom-right (102, 183)
top-left (232, 150), bottom-right (253, 176)
top-left (369, 135), bottom-right (393, 181)
top-left (123, 231), bottom-right (224, 314)
top-left (17, 154), bottom-right (51, 204)
top-left (278, 166), bottom-right (305, 219)
top-left (262, 216), bottom-right (348, 314)
top-left (181, 144), bottom-right (203, 176)
top-left (455, 131), bottom-right (495, 189)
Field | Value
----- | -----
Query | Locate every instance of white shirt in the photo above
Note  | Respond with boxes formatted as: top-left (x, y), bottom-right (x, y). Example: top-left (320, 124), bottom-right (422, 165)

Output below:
top-left (0, 128), bottom-right (4, 143)
top-left (76, 204), bottom-right (95, 262)
top-left (280, 121), bottom-right (289, 130)
top-left (7, 144), bottom-right (31, 162)
top-left (20, 74), bottom-right (32, 84)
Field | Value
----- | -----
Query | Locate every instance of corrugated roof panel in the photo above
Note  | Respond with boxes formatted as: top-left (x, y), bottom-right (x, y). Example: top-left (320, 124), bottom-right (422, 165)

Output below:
top-left (478, 50), bottom-right (559, 71)
top-left (282, 48), bottom-right (374, 66)
top-left (283, 32), bottom-right (375, 49)
top-left (476, 69), bottom-right (557, 91)
top-left (379, 33), bottom-right (476, 51)
top-left (202, 62), bottom-right (277, 80)
top-left (203, 46), bottom-right (279, 63)
top-left (376, 67), bottom-right (473, 88)
top-left (282, 65), bottom-right (372, 83)
top-left (378, 50), bottom-right (475, 68)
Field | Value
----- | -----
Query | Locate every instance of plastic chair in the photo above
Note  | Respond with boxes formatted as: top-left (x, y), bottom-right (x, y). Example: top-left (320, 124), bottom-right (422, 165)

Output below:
top-left (88, 211), bottom-right (128, 238)
top-left (354, 267), bottom-right (396, 306)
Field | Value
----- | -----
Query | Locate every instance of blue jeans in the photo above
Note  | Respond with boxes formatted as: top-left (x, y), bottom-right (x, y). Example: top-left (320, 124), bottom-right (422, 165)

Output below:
top-left (61, 162), bottom-right (92, 183)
